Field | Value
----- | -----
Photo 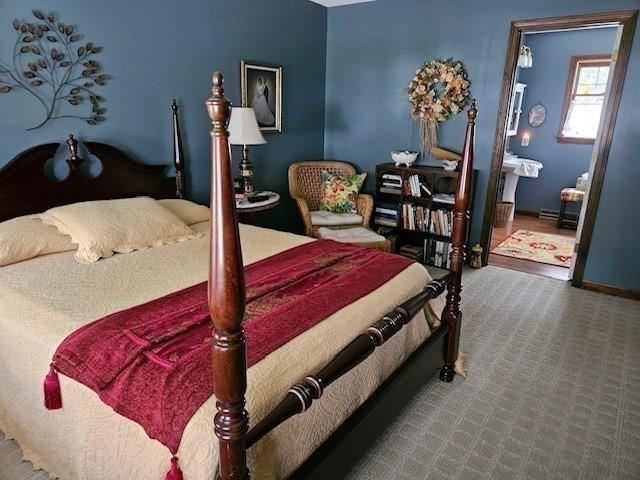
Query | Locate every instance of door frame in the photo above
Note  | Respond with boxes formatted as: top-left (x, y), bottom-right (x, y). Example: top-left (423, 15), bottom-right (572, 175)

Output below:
top-left (479, 10), bottom-right (637, 287)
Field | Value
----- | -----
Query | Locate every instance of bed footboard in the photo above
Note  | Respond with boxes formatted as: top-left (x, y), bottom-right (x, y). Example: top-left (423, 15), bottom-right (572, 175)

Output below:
top-left (246, 274), bottom-right (451, 448)
top-left (206, 72), bottom-right (476, 479)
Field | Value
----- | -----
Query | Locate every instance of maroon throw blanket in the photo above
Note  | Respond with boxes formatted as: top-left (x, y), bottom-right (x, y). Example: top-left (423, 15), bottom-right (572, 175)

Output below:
top-left (46, 240), bottom-right (414, 462)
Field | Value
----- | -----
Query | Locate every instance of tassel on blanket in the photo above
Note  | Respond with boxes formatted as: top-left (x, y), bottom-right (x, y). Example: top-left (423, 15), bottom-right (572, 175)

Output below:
top-left (44, 364), bottom-right (62, 410)
top-left (454, 352), bottom-right (468, 378)
top-left (166, 456), bottom-right (183, 480)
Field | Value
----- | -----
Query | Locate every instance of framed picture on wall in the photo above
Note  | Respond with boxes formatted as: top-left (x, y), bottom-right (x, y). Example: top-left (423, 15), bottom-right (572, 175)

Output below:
top-left (241, 61), bottom-right (283, 133)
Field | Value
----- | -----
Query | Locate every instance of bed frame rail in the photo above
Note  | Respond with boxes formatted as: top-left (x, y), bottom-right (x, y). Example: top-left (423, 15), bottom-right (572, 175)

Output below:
top-left (246, 273), bottom-right (452, 448)
top-left (206, 72), bottom-right (477, 480)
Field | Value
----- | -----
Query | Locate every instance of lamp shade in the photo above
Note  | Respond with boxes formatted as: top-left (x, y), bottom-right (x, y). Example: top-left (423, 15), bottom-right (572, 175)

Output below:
top-left (228, 107), bottom-right (267, 146)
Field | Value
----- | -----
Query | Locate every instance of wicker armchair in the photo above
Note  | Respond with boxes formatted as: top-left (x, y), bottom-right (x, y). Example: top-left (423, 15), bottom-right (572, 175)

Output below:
top-left (288, 161), bottom-right (374, 237)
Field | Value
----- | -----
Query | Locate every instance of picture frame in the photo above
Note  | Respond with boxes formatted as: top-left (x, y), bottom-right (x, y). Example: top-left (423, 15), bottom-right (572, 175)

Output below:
top-left (241, 61), bottom-right (283, 133)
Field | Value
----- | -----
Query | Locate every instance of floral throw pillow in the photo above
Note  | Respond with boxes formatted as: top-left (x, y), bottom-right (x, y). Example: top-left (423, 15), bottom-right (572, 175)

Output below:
top-left (319, 170), bottom-right (366, 214)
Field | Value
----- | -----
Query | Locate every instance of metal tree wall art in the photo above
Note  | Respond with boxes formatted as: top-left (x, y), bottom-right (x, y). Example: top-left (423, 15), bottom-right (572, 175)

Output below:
top-left (0, 10), bottom-right (110, 130)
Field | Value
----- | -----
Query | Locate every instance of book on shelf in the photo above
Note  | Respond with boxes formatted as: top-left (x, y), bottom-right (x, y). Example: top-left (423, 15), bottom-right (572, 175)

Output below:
top-left (423, 238), bottom-right (451, 269)
top-left (375, 226), bottom-right (395, 236)
top-left (401, 174), bottom-right (429, 198)
top-left (374, 216), bottom-right (397, 227)
top-left (379, 187), bottom-right (401, 195)
top-left (375, 202), bottom-right (399, 219)
top-left (410, 175), bottom-right (420, 197)
top-left (382, 173), bottom-right (402, 182)
top-left (375, 207), bottom-right (398, 216)
top-left (376, 214), bottom-right (397, 222)
top-left (433, 193), bottom-right (454, 204)
top-left (400, 203), bottom-right (429, 232)
top-left (398, 244), bottom-right (423, 261)
top-left (429, 209), bottom-right (452, 237)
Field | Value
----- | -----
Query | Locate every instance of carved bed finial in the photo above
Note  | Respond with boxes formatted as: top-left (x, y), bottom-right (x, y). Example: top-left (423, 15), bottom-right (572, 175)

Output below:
top-left (206, 72), bottom-right (231, 134)
top-left (65, 134), bottom-right (83, 171)
top-left (468, 98), bottom-right (478, 121)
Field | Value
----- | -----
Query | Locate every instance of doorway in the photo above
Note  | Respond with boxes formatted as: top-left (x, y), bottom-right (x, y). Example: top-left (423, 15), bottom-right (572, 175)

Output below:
top-left (480, 10), bottom-right (637, 286)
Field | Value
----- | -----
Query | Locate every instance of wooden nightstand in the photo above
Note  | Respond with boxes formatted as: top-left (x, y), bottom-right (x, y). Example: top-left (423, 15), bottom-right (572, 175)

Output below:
top-left (235, 191), bottom-right (279, 224)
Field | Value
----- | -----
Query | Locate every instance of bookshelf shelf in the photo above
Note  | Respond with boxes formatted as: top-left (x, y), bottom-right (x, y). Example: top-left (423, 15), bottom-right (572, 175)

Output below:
top-left (373, 163), bottom-right (477, 269)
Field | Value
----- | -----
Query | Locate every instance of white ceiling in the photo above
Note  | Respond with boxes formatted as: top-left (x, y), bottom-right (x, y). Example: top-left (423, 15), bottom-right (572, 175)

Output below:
top-left (309, 0), bottom-right (375, 7)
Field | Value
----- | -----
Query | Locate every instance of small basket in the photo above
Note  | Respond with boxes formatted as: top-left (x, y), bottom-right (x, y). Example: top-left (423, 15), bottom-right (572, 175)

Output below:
top-left (494, 201), bottom-right (513, 227)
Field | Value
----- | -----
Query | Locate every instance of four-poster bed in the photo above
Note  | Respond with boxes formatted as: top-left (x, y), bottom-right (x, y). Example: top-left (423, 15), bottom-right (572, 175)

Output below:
top-left (206, 72), bottom-right (476, 479)
top-left (0, 72), bottom-right (476, 480)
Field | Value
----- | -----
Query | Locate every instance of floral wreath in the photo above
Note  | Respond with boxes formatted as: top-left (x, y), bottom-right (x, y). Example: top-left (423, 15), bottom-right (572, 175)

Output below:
top-left (408, 58), bottom-right (471, 155)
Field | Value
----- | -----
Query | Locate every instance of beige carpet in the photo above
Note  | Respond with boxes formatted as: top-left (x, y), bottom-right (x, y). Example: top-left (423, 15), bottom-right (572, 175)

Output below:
top-left (2, 266), bottom-right (639, 480)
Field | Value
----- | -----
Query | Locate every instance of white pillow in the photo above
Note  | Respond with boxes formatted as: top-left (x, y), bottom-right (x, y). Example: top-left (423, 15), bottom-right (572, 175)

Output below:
top-left (158, 199), bottom-right (210, 225)
top-left (0, 216), bottom-right (76, 267)
top-left (37, 197), bottom-right (202, 264)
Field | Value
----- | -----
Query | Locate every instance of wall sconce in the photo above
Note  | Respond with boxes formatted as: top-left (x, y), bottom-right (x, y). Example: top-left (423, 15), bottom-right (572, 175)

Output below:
top-left (521, 132), bottom-right (530, 147)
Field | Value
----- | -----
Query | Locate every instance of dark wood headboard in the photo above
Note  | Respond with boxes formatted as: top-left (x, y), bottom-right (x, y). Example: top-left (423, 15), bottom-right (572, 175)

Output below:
top-left (0, 101), bottom-right (186, 222)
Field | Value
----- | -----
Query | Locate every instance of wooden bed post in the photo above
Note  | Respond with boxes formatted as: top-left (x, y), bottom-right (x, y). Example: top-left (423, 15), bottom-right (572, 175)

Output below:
top-left (206, 73), bottom-right (250, 480)
top-left (440, 99), bottom-right (477, 383)
top-left (172, 99), bottom-right (186, 198)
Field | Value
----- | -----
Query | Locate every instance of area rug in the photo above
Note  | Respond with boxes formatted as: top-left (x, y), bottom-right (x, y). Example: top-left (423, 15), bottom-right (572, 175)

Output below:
top-left (491, 229), bottom-right (573, 267)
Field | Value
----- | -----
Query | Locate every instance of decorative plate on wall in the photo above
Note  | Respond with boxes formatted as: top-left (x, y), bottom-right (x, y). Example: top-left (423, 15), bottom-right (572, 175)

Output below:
top-left (528, 103), bottom-right (546, 128)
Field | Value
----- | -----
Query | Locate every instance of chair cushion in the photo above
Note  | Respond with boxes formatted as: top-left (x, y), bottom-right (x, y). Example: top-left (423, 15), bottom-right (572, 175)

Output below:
top-left (561, 188), bottom-right (585, 202)
top-left (318, 170), bottom-right (366, 214)
top-left (317, 227), bottom-right (385, 243)
top-left (310, 210), bottom-right (363, 226)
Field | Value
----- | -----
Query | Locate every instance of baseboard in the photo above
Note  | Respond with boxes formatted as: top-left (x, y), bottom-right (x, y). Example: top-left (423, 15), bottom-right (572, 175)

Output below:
top-left (581, 280), bottom-right (640, 301)
top-left (515, 209), bottom-right (538, 217)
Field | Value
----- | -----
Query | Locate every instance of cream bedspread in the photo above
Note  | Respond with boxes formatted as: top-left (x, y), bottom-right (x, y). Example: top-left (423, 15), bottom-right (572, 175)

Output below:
top-left (0, 223), bottom-right (444, 480)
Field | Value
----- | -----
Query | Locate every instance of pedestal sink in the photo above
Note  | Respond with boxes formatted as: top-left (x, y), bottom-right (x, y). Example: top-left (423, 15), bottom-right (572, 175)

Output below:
top-left (501, 154), bottom-right (543, 222)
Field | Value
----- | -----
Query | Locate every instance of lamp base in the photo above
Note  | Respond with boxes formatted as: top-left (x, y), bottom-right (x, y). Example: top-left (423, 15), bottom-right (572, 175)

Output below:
top-left (239, 145), bottom-right (254, 195)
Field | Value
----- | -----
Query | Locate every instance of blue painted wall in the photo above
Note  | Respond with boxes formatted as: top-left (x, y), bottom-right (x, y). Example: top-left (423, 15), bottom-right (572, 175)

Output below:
top-left (2, 0), bottom-right (639, 291)
top-left (325, 0), bottom-right (640, 291)
top-left (510, 28), bottom-right (617, 214)
top-left (0, 0), bottom-right (327, 232)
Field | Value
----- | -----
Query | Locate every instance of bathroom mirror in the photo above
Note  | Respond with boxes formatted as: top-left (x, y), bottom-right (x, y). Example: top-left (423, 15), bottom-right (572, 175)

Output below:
top-left (528, 103), bottom-right (546, 127)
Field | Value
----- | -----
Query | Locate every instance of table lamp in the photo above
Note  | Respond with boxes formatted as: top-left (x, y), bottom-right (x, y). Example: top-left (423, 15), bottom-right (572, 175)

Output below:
top-left (228, 107), bottom-right (266, 195)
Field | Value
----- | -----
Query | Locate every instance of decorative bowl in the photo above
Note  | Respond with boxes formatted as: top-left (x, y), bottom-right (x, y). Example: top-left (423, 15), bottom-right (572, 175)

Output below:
top-left (442, 160), bottom-right (458, 171)
top-left (391, 150), bottom-right (419, 167)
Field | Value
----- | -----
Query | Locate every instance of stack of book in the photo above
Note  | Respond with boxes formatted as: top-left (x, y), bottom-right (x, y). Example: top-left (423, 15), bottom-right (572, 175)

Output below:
top-left (398, 244), bottom-right (424, 261)
top-left (433, 193), bottom-right (455, 204)
top-left (374, 201), bottom-right (399, 227)
top-left (375, 225), bottom-right (395, 236)
top-left (430, 209), bottom-right (453, 237)
top-left (401, 203), bottom-right (429, 232)
top-left (423, 238), bottom-right (451, 269)
top-left (379, 173), bottom-right (402, 195)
